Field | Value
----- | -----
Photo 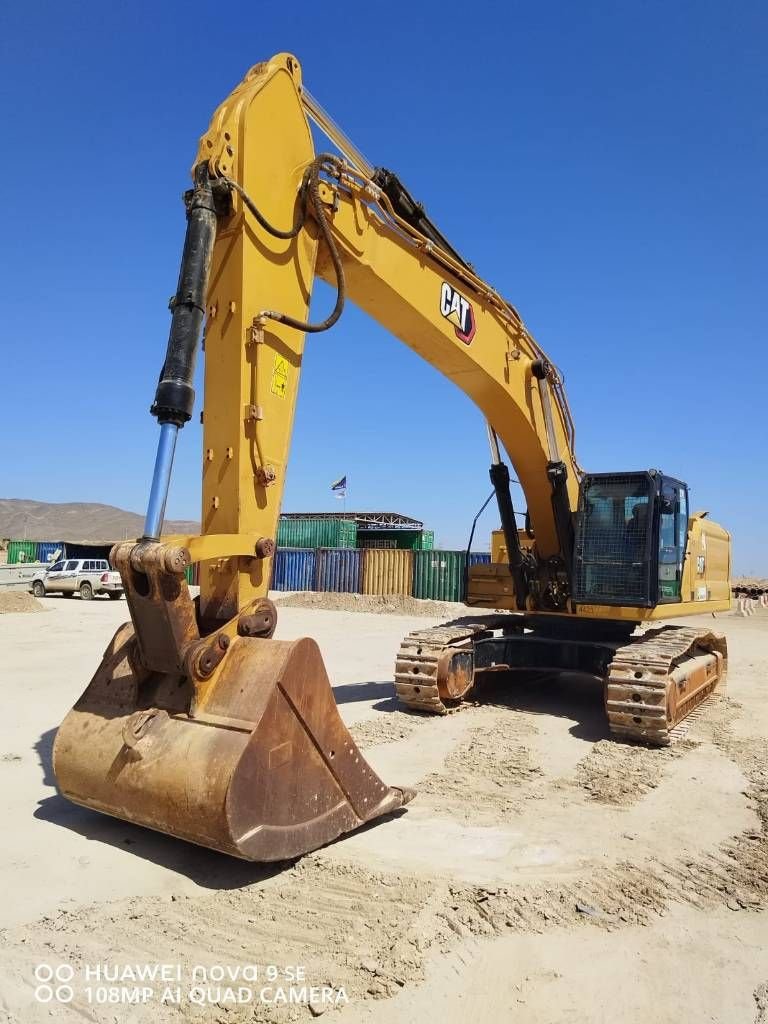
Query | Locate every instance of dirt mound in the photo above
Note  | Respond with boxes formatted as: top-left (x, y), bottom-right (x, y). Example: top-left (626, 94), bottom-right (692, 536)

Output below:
top-left (349, 709), bottom-right (426, 748)
top-left (0, 591), bottom-right (44, 614)
top-left (574, 739), bottom-right (686, 806)
top-left (274, 591), bottom-right (477, 618)
top-left (419, 711), bottom-right (542, 822)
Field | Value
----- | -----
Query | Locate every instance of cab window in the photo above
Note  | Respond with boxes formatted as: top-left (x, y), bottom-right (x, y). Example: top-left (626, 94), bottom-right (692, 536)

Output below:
top-left (65, 560), bottom-right (78, 571)
top-left (49, 561), bottom-right (64, 573)
top-left (657, 481), bottom-right (688, 602)
top-left (574, 473), bottom-right (655, 606)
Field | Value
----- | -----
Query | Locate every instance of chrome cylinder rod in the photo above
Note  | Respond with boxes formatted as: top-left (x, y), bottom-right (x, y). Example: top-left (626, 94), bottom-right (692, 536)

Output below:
top-left (143, 422), bottom-right (179, 539)
top-left (486, 421), bottom-right (502, 464)
top-left (142, 163), bottom-right (218, 541)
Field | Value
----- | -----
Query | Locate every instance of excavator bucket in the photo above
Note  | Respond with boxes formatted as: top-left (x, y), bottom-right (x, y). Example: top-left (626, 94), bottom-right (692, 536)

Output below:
top-left (53, 542), bottom-right (413, 861)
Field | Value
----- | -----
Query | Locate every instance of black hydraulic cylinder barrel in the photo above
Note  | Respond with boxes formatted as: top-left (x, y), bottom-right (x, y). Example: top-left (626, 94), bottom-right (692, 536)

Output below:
top-left (490, 461), bottom-right (529, 610)
top-left (151, 163), bottom-right (218, 426)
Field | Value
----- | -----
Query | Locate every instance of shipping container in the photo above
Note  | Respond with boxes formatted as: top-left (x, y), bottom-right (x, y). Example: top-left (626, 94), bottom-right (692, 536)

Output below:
top-left (362, 548), bottom-right (413, 596)
top-left (59, 543), bottom-right (113, 563)
top-left (36, 541), bottom-right (65, 564)
top-left (277, 518), bottom-right (357, 549)
top-left (412, 550), bottom-right (467, 603)
top-left (7, 540), bottom-right (38, 564)
top-left (271, 548), bottom-right (316, 592)
top-left (315, 548), bottom-right (362, 593)
top-left (468, 552), bottom-right (492, 566)
top-left (184, 563), bottom-right (201, 586)
top-left (357, 529), bottom-right (433, 551)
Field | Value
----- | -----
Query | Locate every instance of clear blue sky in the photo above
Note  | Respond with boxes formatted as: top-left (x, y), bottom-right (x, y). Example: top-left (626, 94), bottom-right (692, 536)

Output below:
top-left (1, 2), bottom-right (765, 571)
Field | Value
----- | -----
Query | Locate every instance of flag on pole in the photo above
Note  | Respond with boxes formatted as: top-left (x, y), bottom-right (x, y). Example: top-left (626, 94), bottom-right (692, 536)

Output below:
top-left (331, 475), bottom-right (347, 499)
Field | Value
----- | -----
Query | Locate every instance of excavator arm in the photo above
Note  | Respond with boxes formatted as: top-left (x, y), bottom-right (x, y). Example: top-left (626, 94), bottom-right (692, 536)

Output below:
top-left (52, 54), bottom-right (731, 861)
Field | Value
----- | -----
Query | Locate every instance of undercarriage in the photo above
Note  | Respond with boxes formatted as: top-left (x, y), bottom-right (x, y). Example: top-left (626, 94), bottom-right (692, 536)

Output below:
top-left (395, 615), bottom-right (727, 745)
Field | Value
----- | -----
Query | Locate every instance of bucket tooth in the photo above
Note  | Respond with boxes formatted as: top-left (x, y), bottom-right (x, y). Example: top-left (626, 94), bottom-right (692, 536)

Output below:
top-left (53, 624), bottom-right (413, 861)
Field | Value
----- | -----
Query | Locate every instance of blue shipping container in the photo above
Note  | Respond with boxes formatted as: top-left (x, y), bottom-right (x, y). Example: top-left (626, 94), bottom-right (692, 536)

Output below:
top-left (315, 548), bottom-right (362, 593)
top-left (36, 541), bottom-right (65, 564)
top-left (271, 549), bottom-right (316, 592)
top-left (468, 552), bottom-right (492, 566)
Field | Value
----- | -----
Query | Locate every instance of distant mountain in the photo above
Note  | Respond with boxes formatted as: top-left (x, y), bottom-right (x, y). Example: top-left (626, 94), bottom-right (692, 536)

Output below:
top-left (0, 499), bottom-right (200, 544)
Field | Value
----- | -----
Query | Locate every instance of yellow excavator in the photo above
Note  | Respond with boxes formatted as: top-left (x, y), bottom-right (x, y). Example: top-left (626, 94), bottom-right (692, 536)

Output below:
top-left (53, 54), bottom-right (731, 862)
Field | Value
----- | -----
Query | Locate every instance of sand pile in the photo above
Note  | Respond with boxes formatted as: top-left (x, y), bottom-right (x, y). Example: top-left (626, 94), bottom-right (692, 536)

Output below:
top-left (270, 589), bottom-right (499, 618)
top-left (0, 591), bottom-right (44, 614)
top-left (273, 591), bottom-right (482, 618)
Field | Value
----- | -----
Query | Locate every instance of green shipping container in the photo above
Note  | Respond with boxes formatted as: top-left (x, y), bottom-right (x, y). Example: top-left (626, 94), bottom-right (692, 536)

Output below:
top-left (358, 529), bottom-right (434, 551)
top-left (277, 518), bottom-right (357, 549)
top-left (7, 540), bottom-right (38, 564)
top-left (412, 550), bottom-right (466, 602)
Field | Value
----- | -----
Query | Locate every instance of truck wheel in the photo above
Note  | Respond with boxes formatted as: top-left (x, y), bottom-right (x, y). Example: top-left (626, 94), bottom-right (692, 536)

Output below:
top-left (32, 581), bottom-right (45, 598)
top-left (108, 591), bottom-right (123, 600)
top-left (79, 582), bottom-right (94, 601)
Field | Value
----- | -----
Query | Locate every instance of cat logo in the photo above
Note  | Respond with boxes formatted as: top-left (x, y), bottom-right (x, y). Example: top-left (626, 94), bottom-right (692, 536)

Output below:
top-left (439, 282), bottom-right (476, 344)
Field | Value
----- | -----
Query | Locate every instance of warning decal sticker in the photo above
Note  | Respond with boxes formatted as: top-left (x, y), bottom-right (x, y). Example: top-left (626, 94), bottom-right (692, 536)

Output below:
top-left (271, 355), bottom-right (288, 398)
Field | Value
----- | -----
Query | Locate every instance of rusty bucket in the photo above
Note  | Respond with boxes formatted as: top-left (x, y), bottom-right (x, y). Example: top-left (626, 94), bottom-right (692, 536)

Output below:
top-left (53, 542), bottom-right (413, 861)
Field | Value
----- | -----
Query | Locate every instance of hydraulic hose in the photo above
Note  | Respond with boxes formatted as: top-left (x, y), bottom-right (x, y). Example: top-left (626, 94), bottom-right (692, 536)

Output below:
top-left (218, 172), bottom-right (308, 240)
top-left (222, 153), bottom-right (346, 335)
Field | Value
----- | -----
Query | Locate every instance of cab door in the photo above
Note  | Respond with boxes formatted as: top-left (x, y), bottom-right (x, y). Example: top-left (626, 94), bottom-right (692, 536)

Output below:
top-left (59, 560), bottom-right (81, 593)
top-left (657, 478), bottom-right (689, 603)
top-left (45, 561), bottom-right (66, 593)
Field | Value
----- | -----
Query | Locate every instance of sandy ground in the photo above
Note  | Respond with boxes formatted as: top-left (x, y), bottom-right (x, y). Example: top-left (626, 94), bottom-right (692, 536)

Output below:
top-left (0, 592), bottom-right (44, 614)
top-left (0, 594), bottom-right (766, 1023)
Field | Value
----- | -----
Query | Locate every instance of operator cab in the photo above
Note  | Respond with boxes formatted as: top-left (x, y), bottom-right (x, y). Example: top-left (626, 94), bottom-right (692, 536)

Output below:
top-left (572, 470), bottom-right (688, 608)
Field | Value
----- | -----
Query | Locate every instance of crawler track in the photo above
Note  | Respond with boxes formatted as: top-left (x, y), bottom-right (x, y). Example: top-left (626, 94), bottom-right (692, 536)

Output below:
top-left (394, 619), bottom-right (506, 714)
top-left (394, 617), bottom-right (727, 745)
top-left (604, 625), bottom-right (727, 745)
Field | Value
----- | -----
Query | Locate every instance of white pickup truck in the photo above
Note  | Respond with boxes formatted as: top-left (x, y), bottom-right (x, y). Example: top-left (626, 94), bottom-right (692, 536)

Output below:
top-left (31, 558), bottom-right (124, 600)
